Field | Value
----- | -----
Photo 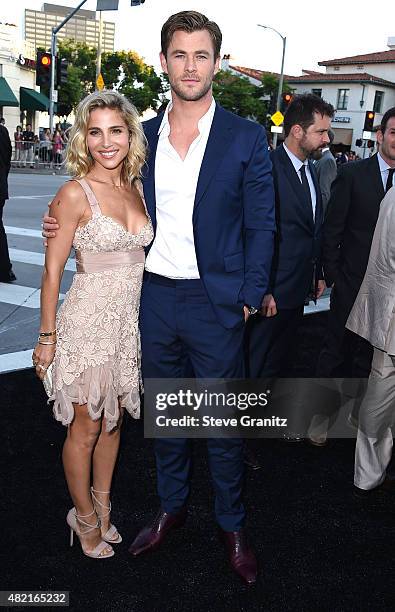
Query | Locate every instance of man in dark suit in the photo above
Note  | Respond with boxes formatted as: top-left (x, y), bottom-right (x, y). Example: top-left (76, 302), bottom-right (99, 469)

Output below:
top-left (246, 94), bottom-right (334, 380)
top-left (0, 123), bottom-right (16, 283)
top-left (126, 12), bottom-right (275, 584)
top-left (317, 106), bottom-right (395, 380)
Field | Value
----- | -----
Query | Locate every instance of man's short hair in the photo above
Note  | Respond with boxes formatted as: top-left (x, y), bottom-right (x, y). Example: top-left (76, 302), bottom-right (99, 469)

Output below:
top-left (161, 11), bottom-right (222, 59)
top-left (283, 94), bottom-right (335, 137)
top-left (379, 107), bottom-right (395, 133)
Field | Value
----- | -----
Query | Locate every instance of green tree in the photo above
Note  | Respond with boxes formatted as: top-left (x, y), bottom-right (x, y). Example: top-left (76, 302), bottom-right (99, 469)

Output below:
top-left (213, 70), bottom-right (266, 122)
top-left (258, 73), bottom-right (292, 117)
top-left (54, 40), bottom-right (168, 117)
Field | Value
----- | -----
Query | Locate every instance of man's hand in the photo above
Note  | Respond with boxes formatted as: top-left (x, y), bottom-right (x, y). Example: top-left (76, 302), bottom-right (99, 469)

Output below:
top-left (316, 280), bottom-right (326, 300)
top-left (42, 203), bottom-right (59, 246)
top-left (261, 294), bottom-right (277, 317)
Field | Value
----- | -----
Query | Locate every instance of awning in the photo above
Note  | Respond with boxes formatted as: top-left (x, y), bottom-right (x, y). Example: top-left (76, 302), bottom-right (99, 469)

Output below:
top-left (19, 87), bottom-right (50, 112)
top-left (0, 77), bottom-right (19, 107)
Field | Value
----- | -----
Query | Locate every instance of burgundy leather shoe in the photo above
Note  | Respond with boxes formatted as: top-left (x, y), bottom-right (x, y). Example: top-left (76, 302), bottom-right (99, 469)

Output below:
top-left (222, 529), bottom-right (257, 585)
top-left (128, 508), bottom-right (187, 556)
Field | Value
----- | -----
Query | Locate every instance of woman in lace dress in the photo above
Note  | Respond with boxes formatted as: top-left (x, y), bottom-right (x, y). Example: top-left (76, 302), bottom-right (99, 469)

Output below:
top-left (32, 91), bottom-right (153, 559)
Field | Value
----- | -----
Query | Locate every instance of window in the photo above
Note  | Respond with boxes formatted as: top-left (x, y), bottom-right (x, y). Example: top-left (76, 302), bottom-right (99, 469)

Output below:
top-left (334, 66), bottom-right (340, 71)
top-left (337, 88), bottom-right (349, 110)
top-left (373, 90), bottom-right (384, 113)
top-left (312, 88), bottom-right (322, 97)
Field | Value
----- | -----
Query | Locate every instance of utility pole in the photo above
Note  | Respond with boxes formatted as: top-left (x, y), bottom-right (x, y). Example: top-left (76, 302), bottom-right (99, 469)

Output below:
top-left (96, 11), bottom-right (104, 90)
top-left (257, 24), bottom-right (287, 148)
top-left (49, 0), bottom-right (88, 133)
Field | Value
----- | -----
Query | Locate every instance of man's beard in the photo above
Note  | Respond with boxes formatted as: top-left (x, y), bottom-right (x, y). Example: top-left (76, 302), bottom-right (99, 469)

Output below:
top-left (169, 75), bottom-right (213, 102)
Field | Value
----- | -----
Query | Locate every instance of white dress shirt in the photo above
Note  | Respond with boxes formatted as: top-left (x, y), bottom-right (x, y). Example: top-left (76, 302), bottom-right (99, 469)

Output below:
top-left (377, 151), bottom-right (394, 191)
top-left (283, 143), bottom-right (317, 219)
top-left (145, 98), bottom-right (216, 279)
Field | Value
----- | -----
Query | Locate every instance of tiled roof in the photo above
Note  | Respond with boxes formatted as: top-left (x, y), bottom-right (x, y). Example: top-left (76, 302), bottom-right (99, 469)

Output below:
top-left (319, 50), bottom-right (395, 66)
top-left (285, 72), bottom-right (395, 87)
top-left (229, 65), bottom-right (291, 80)
top-left (229, 65), bottom-right (395, 88)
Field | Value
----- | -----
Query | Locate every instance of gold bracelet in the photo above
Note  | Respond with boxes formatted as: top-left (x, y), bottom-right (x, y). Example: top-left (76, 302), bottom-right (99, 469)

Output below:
top-left (38, 340), bottom-right (57, 345)
top-left (39, 330), bottom-right (57, 337)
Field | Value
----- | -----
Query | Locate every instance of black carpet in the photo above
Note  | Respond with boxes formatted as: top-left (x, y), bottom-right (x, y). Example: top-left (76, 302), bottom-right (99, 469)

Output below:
top-left (2, 313), bottom-right (395, 612)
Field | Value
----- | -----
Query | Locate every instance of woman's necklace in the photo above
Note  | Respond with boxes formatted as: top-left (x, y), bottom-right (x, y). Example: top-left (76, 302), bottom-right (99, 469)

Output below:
top-left (89, 174), bottom-right (123, 189)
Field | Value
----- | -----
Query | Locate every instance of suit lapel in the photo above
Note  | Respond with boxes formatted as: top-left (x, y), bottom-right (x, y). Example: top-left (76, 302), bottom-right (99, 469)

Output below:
top-left (278, 145), bottom-right (314, 229)
top-left (194, 105), bottom-right (234, 213)
top-left (142, 115), bottom-right (162, 230)
top-left (367, 154), bottom-right (385, 202)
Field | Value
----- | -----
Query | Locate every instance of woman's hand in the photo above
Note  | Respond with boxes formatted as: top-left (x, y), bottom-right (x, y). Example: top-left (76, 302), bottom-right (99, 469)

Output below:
top-left (32, 343), bottom-right (56, 380)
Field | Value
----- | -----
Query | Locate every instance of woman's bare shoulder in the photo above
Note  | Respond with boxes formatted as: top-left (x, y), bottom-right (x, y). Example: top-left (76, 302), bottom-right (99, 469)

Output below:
top-left (49, 180), bottom-right (87, 217)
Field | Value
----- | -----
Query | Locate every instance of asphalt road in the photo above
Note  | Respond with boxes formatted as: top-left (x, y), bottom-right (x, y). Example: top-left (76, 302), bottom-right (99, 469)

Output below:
top-left (0, 172), bottom-right (330, 374)
top-left (0, 173), bottom-right (74, 371)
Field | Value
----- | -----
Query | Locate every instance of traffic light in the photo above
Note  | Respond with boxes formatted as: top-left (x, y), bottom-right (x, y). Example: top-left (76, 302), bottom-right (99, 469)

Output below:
top-left (363, 110), bottom-right (375, 132)
top-left (355, 138), bottom-right (363, 147)
top-left (367, 139), bottom-right (375, 148)
top-left (36, 51), bottom-right (52, 87)
top-left (56, 57), bottom-right (69, 87)
top-left (281, 92), bottom-right (293, 112)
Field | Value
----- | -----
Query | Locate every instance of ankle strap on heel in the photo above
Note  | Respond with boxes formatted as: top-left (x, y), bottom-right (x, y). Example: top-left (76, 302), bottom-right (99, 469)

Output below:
top-left (74, 507), bottom-right (100, 533)
top-left (91, 487), bottom-right (111, 518)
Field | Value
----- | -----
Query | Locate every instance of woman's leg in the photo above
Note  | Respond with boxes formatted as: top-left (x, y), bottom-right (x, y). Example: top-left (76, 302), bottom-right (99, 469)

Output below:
top-left (62, 403), bottom-right (111, 553)
top-left (91, 403), bottom-right (124, 535)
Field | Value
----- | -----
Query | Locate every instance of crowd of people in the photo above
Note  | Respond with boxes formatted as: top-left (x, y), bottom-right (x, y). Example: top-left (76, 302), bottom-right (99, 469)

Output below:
top-left (12, 123), bottom-right (67, 168)
top-left (10, 8), bottom-right (392, 587)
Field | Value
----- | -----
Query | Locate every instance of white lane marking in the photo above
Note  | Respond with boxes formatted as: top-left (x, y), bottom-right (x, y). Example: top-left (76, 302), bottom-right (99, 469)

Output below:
top-left (0, 349), bottom-right (34, 373)
top-left (0, 283), bottom-right (65, 309)
top-left (5, 226), bottom-right (42, 238)
top-left (8, 195), bottom-right (55, 200)
top-left (304, 296), bottom-right (330, 315)
top-left (9, 248), bottom-right (75, 271)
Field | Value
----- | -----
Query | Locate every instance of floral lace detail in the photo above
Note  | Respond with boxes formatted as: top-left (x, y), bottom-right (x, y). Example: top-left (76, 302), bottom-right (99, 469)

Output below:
top-left (73, 215), bottom-right (153, 253)
top-left (50, 179), bottom-right (154, 431)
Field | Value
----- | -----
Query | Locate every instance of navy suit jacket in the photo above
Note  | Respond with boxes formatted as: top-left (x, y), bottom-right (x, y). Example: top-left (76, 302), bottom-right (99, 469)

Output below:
top-left (142, 104), bottom-right (276, 329)
top-left (268, 144), bottom-right (323, 309)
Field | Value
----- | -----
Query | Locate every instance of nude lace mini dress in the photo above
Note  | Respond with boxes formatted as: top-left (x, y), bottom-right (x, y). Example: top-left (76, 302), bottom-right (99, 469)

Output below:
top-left (49, 178), bottom-right (153, 431)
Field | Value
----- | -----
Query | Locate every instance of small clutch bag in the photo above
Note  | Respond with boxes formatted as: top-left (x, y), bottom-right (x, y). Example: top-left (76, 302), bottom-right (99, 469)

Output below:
top-left (42, 362), bottom-right (54, 397)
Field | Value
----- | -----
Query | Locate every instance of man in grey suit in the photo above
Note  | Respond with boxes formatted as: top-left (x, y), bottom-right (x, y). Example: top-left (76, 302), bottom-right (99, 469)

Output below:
top-left (347, 185), bottom-right (395, 494)
top-left (312, 129), bottom-right (337, 214)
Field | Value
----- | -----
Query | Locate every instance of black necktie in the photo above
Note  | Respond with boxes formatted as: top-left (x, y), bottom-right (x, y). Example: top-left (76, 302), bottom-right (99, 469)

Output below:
top-left (386, 168), bottom-right (395, 193)
top-left (300, 164), bottom-right (313, 210)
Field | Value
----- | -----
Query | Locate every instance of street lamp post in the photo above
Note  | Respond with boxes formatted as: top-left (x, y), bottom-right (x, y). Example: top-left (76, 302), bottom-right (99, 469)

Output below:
top-left (257, 24), bottom-right (286, 148)
top-left (49, 0), bottom-right (88, 133)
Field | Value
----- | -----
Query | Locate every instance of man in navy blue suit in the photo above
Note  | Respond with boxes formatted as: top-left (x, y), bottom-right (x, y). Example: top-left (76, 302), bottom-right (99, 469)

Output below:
top-left (127, 11), bottom-right (275, 584)
top-left (246, 95), bottom-right (334, 382)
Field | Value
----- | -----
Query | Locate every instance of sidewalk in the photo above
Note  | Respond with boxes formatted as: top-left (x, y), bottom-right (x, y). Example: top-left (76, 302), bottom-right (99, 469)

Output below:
top-left (10, 164), bottom-right (67, 176)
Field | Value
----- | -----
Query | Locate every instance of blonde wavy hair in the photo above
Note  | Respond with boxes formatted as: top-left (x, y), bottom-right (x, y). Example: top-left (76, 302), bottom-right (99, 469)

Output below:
top-left (65, 90), bottom-right (146, 184)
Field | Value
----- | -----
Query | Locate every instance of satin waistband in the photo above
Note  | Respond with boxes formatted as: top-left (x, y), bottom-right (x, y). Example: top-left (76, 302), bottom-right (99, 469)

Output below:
top-left (75, 249), bottom-right (145, 273)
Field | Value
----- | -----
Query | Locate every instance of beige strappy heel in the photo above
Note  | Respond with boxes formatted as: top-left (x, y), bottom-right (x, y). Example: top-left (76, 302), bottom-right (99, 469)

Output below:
top-left (66, 507), bottom-right (115, 559)
top-left (90, 487), bottom-right (122, 544)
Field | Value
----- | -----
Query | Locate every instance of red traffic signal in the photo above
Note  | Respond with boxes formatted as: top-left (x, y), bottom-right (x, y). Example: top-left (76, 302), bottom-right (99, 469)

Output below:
top-left (281, 92), bottom-right (293, 112)
top-left (41, 54), bottom-right (51, 67)
top-left (36, 51), bottom-right (52, 87)
top-left (363, 110), bottom-right (375, 132)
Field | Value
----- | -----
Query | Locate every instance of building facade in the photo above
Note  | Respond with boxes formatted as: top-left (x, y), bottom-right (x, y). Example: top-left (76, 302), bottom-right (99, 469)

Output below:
top-left (25, 3), bottom-right (115, 53)
top-left (0, 22), bottom-right (48, 140)
top-left (226, 41), bottom-right (395, 155)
